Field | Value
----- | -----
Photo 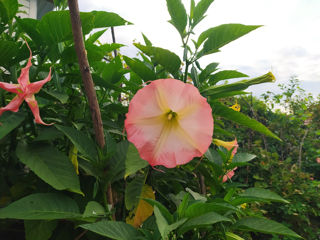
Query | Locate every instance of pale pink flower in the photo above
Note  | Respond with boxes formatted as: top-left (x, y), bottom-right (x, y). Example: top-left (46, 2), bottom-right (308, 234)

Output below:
top-left (0, 42), bottom-right (52, 125)
top-left (222, 167), bottom-right (237, 182)
top-left (316, 158), bottom-right (320, 164)
top-left (125, 79), bottom-right (213, 168)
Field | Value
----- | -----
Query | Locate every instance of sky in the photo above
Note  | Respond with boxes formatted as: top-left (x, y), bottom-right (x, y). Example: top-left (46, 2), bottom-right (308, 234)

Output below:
top-left (78, 0), bottom-right (320, 97)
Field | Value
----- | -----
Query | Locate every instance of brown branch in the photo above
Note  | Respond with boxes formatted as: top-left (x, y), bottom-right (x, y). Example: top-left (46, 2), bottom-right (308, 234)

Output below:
top-left (68, 0), bottom-right (105, 148)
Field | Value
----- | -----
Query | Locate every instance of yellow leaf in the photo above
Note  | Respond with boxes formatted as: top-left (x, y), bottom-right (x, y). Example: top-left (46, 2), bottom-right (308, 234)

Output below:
top-left (126, 184), bottom-right (155, 228)
top-left (69, 145), bottom-right (79, 175)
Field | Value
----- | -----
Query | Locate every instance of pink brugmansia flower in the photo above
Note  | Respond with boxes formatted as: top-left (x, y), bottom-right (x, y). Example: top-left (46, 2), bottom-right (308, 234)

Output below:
top-left (222, 167), bottom-right (237, 182)
top-left (213, 138), bottom-right (238, 158)
top-left (0, 42), bottom-right (52, 125)
top-left (125, 79), bottom-right (213, 168)
top-left (317, 158), bottom-right (320, 164)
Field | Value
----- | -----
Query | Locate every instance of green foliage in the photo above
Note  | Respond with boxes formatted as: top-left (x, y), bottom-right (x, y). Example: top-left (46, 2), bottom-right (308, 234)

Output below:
top-left (0, 0), bottom-right (304, 239)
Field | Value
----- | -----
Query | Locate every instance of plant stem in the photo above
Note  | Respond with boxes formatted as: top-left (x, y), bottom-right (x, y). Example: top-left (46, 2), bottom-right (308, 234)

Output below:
top-left (68, 0), bottom-right (105, 148)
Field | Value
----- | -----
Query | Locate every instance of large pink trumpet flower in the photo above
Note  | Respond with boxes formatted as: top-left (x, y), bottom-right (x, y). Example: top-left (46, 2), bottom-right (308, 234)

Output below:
top-left (125, 79), bottom-right (213, 168)
top-left (0, 42), bottom-right (52, 125)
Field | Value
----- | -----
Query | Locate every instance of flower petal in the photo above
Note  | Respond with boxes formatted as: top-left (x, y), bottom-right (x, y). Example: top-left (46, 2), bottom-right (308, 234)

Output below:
top-left (0, 82), bottom-right (21, 94)
top-left (125, 79), bottom-right (213, 168)
top-left (26, 68), bottom-right (52, 95)
top-left (25, 95), bottom-right (52, 125)
top-left (0, 95), bottom-right (24, 115)
top-left (17, 42), bottom-right (32, 91)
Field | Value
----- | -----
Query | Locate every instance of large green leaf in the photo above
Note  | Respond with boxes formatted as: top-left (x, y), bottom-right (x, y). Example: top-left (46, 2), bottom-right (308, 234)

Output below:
top-left (185, 202), bottom-right (239, 218)
top-left (0, 40), bottom-right (19, 67)
top-left (125, 143), bottom-right (148, 178)
top-left (55, 124), bottom-right (98, 161)
top-left (178, 211), bottom-right (231, 235)
top-left (38, 11), bottom-right (94, 44)
top-left (234, 217), bottom-right (302, 238)
top-left (202, 72), bottom-right (275, 96)
top-left (199, 62), bottom-right (219, 82)
top-left (166, 0), bottom-right (187, 36)
top-left (80, 220), bottom-right (141, 240)
top-left (211, 101), bottom-right (280, 140)
top-left (134, 43), bottom-right (181, 75)
top-left (16, 18), bottom-right (42, 47)
top-left (24, 220), bottom-right (57, 240)
top-left (0, 193), bottom-right (81, 220)
top-left (0, 112), bottom-right (25, 139)
top-left (90, 11), bottom-right (132, 28)
top-left (197, 24), bottom-right (261, 54)
top-left (16, 143), bottom-right (83, 195)
top-left (123, 56), bottom-right (156, 81)
top-left (192, 0), bottom-right (215, 27)
top-left (0, 0), bottom-right (18, 24)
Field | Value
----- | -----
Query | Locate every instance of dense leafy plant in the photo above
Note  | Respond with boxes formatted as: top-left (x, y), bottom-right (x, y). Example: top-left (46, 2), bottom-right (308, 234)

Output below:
top-left (0, 0), bottom-right (303, 239)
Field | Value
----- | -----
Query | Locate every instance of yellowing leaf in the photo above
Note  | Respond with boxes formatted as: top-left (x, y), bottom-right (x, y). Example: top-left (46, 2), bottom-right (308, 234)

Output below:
top-left (69, 145), bottom-right (79, 175)
top-left (126, 184), bottom-right (155, 228)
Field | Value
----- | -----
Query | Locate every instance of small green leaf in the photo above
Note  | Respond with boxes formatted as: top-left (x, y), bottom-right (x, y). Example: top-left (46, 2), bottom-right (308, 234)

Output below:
top-left (178, 212), bottom-right (231, 235)
top-left (198, 24), bottom-right (261, 54)
top-left (55, 124), bottom-right (98, 161)
top-left (192, 0), bottom-right (215, 27)
top-left (42, 89), bottom-right (69, 104)
top-left (234, 217), bottom-right (302, 238)
top-left (86, 29), bottom-right (107, 44)
top-left (125, 175), bottom-right (145, 211)
top-left (154, 205), bottom-right (169, 239)
top-left (123, 56), bottom-right (156, 81)
top-left (24, 220), bottom-right (57, 240)
top-left (185, 202), bottom-right (239, 218)
top-left (90, 11), bottom-right (132, 28)
top-left (232, 153), bottom-right (256, 163)
top-left (240, 188), bottom-right (289, 204)
top-left (134, 43), bottom-right (181, 75)
top-left (166, 0), bottom-right (187, 36)
top-left (209, 70), bottom-right (248, 85)
top-left (143, 199), bottom-right (174, 224)
top-left (212, 101), bottom-right (280, 140)
top-left (125, 143), bottom-right (148, 178)
top-left (0, 193), bottom-right (81, 220)
top-left (83, 201), bottom-right (106, 218)
top-left (199, 62), bottom-right (219, 82)
top-left (16, 143), bottom-right (83, 195)
top-left (0, 112), bottom-right (25, 139)
top-left (80, 220), bottom-right (141, 240)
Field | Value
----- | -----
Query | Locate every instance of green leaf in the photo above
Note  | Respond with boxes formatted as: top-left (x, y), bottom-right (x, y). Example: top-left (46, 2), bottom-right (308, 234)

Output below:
top-left (33, 127), bottom-right (63, 142)
top-left (90, 11), bottom-right (132, 28)
top-left (123, 56), bottom-right (156, 81)
top-left (38, 11), bottom-right (94, 44)
top-left (166, 0), bottom-right (187, 36)
top-left (240, 188), bottom-right (289, 204)
top-left (226, 232), bottom-right (245, 240)
top-left (16, 143), bottom-right (83, 195)
top-left (42, 89), bottom-right (69, 104)
top-left (178, 212), bottom-right (231, 235)
top-left (198, 24), bottom-right (261, 54)
top-left (192, 0), bottom-right (215, 27)
top-left (55, 124), bottom-right (98, 161)
top-left (125, 143), bottom-right (149, 178)
top-left (178, 193), bottom-right (190, 219)
top-left (234, 217), bottom-right (302, 238)
top-left (154, 205), bottom-right (169, 239)
top-left (0, 112), bottom-right (25, 139)
top-left (185, 202), bottom-right (239, 218)
top-left (143, 199), bottom-right (174, 224)
top-left (232, 153), bottom-right (256, 163)
top-left (0, 0), bottom-right (18, 24)
top-left (0, 193), bottom-right (81, 220)
top-left (86, 28), bottom-right (107, 44)
top-left (212, 101), bottom-right (281, 140)
top-left (24, 220), bottom-right (57, 240)
top-left (83, 201), bottom-right (106, 218)
top-left (134, 43), bottom-right (181, 75)
top-left (80, 220), bottom-right (141, 240)
top-left (199, 62), bottom-right (219, 82)
top-left (142, 33), bottom-right (152, 46)
top-left (209, 91), bottom-right (249, 100)
top-left (209, 70), bottom-right (248, 85)
top-left (202, 72), bottom-right (275, 96)
top-left (0, 40), bottom-right (19, 67)
top-left (16, 18), bottom-right (42, 47)
top-left (125, 175), bottom-right (145, 211)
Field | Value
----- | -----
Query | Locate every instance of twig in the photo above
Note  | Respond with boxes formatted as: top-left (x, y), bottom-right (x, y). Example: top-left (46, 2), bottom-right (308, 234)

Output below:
top-left (298, 128), bottom-right (309, 168)
top-left (68, 0), bottom-right (105, 148)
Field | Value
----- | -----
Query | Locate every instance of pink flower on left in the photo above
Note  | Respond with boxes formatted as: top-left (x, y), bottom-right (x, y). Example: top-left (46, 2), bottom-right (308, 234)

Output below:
top-left (125, 79), bottom-right (213, 168)
top-left (0, 42), bottom-right (52, 125)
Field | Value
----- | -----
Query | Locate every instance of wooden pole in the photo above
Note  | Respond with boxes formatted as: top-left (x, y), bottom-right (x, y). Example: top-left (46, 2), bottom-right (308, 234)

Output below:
top-left (68, 0), bottom-right (105, 148)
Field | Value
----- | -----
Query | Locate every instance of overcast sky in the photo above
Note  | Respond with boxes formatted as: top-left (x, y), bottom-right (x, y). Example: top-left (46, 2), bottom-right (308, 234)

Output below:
top-left (79, 0), bottom-right (320, 96)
